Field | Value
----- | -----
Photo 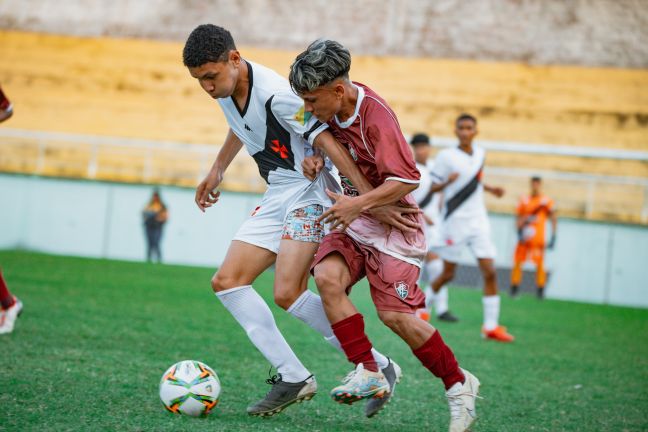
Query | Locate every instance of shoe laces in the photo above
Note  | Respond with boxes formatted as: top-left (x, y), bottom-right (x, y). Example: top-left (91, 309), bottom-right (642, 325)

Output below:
top-left (265, 366), bottom-right (283, 386)
top-left (447, 390), bottom-right (482, 420)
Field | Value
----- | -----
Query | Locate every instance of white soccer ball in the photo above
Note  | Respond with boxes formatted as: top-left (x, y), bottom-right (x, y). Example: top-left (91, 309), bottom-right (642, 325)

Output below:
top-left (159, 360), bottom-right (221, 417)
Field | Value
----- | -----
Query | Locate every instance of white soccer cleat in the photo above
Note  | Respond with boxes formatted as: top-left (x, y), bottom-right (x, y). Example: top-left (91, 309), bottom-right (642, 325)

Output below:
top-left (331, 363), bottom-right (390, 405)
top-left (446, 368), bottom-right (481, 432)
top-left (0, 297), bottom-right (23, 335)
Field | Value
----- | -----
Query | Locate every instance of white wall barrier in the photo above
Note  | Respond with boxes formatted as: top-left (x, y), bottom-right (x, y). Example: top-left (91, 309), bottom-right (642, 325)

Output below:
top-left (0, 174), bottom-right (646, 308)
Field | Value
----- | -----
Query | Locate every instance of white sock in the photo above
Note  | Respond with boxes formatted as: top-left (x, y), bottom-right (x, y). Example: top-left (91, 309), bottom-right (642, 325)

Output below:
top-left (216, 285), bottom-right (311, 383)
top-left (482, 295), bottom-right (500, 331)
top-left (426, 258), bottom-right (444, 284)
top-left (434, 286), bottom-right (449, 316)
top-left (287, 290), bottom-right (390, 370)
top-left (424, 285), bottom-right (435, 309)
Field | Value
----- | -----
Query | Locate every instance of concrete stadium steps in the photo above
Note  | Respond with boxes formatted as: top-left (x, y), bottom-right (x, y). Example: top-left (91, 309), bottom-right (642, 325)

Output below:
top-left (1, 31), bottom-right (647, 222)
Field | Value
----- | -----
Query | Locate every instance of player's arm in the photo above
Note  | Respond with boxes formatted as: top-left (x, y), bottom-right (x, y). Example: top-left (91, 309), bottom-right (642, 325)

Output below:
top-left (483, 183), bottom-right (505, 198)
top-left (548, 208), bottom-right (558, 249)
top-left (319, 107), bottom-right (422, 231)
top-left (430, 172), bottom-right (459, 193)
top-left (312, 132), bottom-right (420, 232)
top-left (195, 129), bottom-right (244, 212)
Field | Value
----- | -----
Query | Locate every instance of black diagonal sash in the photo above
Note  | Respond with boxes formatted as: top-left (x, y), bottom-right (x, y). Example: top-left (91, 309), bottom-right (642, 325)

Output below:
top-left (444, 166), bottom-right (483, 220)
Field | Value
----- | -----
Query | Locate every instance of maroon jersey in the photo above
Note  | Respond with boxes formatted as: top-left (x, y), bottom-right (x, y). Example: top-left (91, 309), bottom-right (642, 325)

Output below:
top-left (328, 83), bottom-right (426, 266)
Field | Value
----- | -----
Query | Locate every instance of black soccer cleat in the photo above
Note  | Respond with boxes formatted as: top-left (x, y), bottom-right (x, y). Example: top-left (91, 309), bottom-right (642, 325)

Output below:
top-left (247, 373), bottom-right (317, 417)
top-left (438, 311), bottom-right (460, 322)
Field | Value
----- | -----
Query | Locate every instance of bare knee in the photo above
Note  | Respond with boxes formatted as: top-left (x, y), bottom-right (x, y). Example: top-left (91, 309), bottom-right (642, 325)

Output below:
top-left (314, 267), bottom-right (345, 301)
top-left (211, 271), bottom-right (245, 293)
top-left (482, 266), bottom-right (497, 283)
top-left (273, 288), bottom-right (301, 310)
top-left (377, 310), bottom-right (408, 333)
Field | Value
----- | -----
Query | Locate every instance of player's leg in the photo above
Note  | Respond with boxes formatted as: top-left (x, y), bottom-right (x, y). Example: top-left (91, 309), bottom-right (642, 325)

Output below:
top-left (312, 237), bottom-right (391, 405)
top-left (213, 240), bottom-right (316, 415)
top-left (417, 252), bottom-right (456, 321)
top-left (431, 258), bottom-right (460, 321)
top-left (275, 205), bottom-right (391, 371)
top-left (534, 248), bottom-right (546, 299)
top-left (510, 243), bottom-right (525, 297)
top-left (152, 226), bottom-right (162, 263)
top-left (470, 228), bottom-right (515, 342)
top-left (0, 269), bottom-right (22, 335)
top-left (477, 258), bottom-right (514, 342)
top-left (367, 255), bottom-right (479, 432)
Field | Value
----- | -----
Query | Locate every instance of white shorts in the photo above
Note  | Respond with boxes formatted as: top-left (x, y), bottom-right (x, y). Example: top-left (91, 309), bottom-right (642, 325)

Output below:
top-left (232, 173), bottom-right (336, 254)
top-left (431, 216), bottom-right (496, 263)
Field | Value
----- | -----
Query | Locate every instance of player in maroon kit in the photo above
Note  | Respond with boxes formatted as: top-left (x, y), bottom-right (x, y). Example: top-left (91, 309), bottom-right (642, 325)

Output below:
top-left (0, 85), bottom-right (13, 123)
top-left (290, 40), bottom-right (480, 431)
top-left (0, 86), bottom-right (22, 335)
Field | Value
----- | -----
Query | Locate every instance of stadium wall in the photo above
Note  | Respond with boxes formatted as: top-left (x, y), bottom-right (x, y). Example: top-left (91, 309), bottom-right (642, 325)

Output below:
top-left (0, 174), bottom-right (646, 308)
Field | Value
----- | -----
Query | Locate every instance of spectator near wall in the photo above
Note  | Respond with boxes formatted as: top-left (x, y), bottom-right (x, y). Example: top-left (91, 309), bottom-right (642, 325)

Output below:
top-left (142, 189), bottom-right (168, 263)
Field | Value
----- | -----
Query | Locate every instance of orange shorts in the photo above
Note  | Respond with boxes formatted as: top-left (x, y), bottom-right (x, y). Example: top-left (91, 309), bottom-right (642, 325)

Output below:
top-left (312, 232), bottom-right (425, 313)
top-left (514, 242), bottom-right (544, 266)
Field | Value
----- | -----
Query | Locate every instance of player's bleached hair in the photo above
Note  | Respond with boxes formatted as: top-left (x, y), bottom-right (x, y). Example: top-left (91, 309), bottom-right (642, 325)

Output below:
top-left (289, 39), bottom-right (351, 95)
top-left (183, 24), bottom-right (236, 67)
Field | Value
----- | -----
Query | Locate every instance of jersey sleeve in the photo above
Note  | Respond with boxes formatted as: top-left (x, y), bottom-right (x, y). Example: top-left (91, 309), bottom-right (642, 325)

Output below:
top-left (430, 151), bottom-right (451, 183)
top-left (364, 102), bottom-right (420, 184)
top-left (271, 91), bottom-right (328, 145)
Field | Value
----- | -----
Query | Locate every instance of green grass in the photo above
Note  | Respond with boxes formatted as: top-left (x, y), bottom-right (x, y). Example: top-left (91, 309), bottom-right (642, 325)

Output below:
top-left (0, 251), bottom-right (646, 432)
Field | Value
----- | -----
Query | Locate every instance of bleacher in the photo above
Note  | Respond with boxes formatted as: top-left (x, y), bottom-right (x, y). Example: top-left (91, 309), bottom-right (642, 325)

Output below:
top-left (1, 30), bottom-right (647, 223)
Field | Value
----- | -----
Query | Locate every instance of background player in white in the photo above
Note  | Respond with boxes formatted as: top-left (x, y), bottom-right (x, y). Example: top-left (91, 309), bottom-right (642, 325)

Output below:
top-left (430, 114), bottom-right (515, 342)
top-left (409, 133), bottom-right (458, 322)
top-left (183, 24), bottom-right (407, 417)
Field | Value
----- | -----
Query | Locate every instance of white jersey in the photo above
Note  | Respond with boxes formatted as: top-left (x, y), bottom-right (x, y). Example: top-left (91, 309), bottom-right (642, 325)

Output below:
top-left (431, 145), bottom-right (488, 222)
top-left (413, 160), bottom-right (441, 224)
top-left (218, 60), bottom-right (333, 210)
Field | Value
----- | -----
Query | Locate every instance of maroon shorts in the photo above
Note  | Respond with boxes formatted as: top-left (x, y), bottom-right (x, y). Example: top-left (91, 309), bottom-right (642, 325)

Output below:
top-left (312, 231), bottom-right (425, 313)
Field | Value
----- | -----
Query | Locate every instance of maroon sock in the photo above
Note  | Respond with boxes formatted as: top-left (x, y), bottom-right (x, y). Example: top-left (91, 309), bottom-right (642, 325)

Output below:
top-left (412, 331), bottom-right (465, 390)
top-left (0, 272), bottom-right (15, 310)
top-left (331, 313), bottom-right (378, 372)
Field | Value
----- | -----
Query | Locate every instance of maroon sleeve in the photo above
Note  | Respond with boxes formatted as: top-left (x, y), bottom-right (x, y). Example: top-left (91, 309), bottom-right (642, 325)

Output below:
top-left (363, 99), bottom-right (420, 184)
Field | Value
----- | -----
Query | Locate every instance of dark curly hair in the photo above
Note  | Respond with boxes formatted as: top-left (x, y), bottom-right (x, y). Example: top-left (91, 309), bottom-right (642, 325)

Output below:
top-left (183, 24), bottom-right (236, 67)
top-left (456, 113), bottom-right (477, 126)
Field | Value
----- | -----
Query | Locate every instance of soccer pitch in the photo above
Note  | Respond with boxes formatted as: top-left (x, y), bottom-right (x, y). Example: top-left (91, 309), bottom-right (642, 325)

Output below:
top-left (0, 251), bottom-right (646, 432)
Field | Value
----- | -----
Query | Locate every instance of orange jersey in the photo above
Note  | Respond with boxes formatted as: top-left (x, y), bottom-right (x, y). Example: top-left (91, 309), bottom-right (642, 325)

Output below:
top-left (517, 194), bottom-right (554, 247)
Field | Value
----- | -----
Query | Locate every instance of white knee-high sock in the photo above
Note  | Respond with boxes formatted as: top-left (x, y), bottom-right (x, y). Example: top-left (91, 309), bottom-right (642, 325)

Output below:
top-left (482, 295), bottom-right (500, 331)
top-left (434, 286), bottom-right (449, 316)
top-left (216, 285), bottom-right (311, 383)
top-left (287, 289), bottom-right (390, 370)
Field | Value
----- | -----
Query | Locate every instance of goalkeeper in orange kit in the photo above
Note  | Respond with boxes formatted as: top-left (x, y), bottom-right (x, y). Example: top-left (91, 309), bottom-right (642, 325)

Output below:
top-left (510, 177), bottom-right (557, 299)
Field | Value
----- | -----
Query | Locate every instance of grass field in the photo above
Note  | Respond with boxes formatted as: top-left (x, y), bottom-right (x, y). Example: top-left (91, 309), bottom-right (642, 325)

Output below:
top-left (0, 250), bottom-right (646, 431)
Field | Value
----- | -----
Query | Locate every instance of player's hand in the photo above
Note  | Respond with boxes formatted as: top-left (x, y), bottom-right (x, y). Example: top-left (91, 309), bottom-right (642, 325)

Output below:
top-left (490, 186), bottom-right (505, 198)
top-left (369, 204), bottom-right (421, 233)
top-left (447, 172), bottom-right (460, 184)
top-left (423, 213), bottom-right (434, 226)
top-left (319, 189), bottom-right (364, 231)
top-left (195, 170), bottom-right (223, 212)
top-left (302, 155), bottom-right (324, 181)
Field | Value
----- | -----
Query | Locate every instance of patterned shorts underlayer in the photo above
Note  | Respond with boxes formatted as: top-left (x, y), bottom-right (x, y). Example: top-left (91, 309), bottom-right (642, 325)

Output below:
top-left (281, 204), bottom-right (325, 242)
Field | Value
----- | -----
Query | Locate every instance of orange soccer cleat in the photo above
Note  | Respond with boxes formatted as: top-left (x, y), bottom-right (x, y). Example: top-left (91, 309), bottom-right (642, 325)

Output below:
top-left (482, 325), bottom-right (515, 343)
top-left (415, 308), bottom-right (430, 322)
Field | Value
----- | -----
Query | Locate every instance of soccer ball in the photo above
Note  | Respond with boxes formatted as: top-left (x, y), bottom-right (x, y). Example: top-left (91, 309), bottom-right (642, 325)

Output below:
top-left (159, 360), bottom-right (221, 417)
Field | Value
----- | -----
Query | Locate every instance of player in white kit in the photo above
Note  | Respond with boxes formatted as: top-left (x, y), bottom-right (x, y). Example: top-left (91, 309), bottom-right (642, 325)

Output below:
top-left (430, 114), bottom-right (515, 342)
top-left (183, 24), bottom-right (402, 417)
top-left (409, 133), bottom-right (458, 322)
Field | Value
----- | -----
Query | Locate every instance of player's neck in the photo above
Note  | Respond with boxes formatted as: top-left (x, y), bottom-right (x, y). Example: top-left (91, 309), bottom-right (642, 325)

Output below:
top-left (231, 61), bottom-right (250, 110)
top-left (337, 84), bottom-right (358, 123)
top-left (458, 142), bottom-right (473, 155)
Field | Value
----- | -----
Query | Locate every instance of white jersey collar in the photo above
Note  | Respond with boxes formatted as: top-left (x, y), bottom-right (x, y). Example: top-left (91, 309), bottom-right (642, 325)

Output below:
top-left (334, 84), bottom-right (365, 129)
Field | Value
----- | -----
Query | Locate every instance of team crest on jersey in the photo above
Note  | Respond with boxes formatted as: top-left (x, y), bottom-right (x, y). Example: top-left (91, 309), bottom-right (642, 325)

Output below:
top-left (294, 105), bottom-right (312, 125)
top-left (394, 281), bottom-right (409, 300)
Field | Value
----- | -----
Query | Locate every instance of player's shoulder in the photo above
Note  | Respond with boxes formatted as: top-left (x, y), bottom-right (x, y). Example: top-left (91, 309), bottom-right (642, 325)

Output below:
top-left (357, 82), bottom-right (396, 118)
top-left (247, 60), bottom-right (292, 102)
